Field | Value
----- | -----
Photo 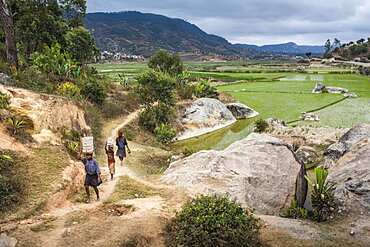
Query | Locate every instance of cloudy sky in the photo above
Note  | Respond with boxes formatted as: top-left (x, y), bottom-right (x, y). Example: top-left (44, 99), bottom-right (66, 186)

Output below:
top-left (87, 0), bottom-right (370, 46)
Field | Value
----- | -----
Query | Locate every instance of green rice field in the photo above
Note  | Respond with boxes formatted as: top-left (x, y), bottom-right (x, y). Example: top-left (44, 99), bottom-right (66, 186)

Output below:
top-left (94, 61), bottom-right (370, 151)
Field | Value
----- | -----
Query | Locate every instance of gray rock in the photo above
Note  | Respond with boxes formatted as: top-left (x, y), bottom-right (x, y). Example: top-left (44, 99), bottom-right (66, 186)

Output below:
top-left (328, 140), bottom-right (370, 207)
top-left (162, 133), bottom-right (307, 215)
top-left (226, 102), bottom-right (259, 119)
top-left (324, 125), bottom-right (370, 161)
top-left (312, 82), bottom-right (326, 93)
top-left (295, 146), bottom-right (319, 164)
top-left (344, 92), bottom-right (358, 98)
top-left (0, 73), bottom-right (11, 85)
top-left (177, 98), bottom-right (236, 140)
top-left (0, 233), bottom-right (17, 247)
top-left (266, 118), bottom-right (286, 128)
top-left (312, 82), bottom-right (348, 94)
top-left (299, 112), bottom-right (320, 121)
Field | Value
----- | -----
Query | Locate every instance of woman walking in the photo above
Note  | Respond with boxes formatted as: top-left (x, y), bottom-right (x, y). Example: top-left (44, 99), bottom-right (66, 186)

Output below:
top-left (116, 130), bottom-right (131, 167)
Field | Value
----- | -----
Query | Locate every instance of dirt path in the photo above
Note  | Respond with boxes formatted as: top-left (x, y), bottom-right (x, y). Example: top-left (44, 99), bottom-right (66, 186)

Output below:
top-left (30, 108), bottom-right (179, 247)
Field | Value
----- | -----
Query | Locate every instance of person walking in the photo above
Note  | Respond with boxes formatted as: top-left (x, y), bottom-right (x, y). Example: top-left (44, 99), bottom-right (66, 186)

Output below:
top-left (78, 151), bottom-right (102, 203)
top-left (116, 130), bottom-right (131, 167)
top-left (105, 139), bottom-right (116, 179)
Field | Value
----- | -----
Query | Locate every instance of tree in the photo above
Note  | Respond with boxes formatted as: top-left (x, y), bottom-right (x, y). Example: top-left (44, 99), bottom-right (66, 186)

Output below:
top-left (305, 52), bottom-right (312, 59)
top-left (333, 38), bottom-right (341, 49)
top-left (0, 0), bottom-right (18, 68)
top-left (148, 49), bottom-right (183, 77)
top-left (65, 26), bottom-right (97, 64)
top-left (12, 0), bottom-right (67, 56)
top-left (59, 0), bottom-right (87, 27)
top-left (357, 38), bottom-right (365, 44)
top-left (324, 39), bottom-right (331, 54)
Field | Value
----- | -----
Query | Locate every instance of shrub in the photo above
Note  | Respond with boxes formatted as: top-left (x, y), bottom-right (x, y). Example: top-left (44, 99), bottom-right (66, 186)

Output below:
top-left (57, 82), bottom-right (81, 98)
top-left (7, 116), bottom-right (26, 134)
top-left (254, 119), bottom-right (269, 133)
top-left (138, 104), bottom-right (173, 132)
top-left (183, 146), bottom-right (196, 156)
top-left (154, 124), bottom-right (177, 145)
top-left (80, 78), bottom-right (107, 104)
top-left (281, 199), bottom-right (308, 219)
top-left (165, 195), bottom-right (261, 247)
top-left (195, 78), bottom-right (219, 98)
top-left (305, 167), bottom-right (336, 222)
top-left (0, 93), bottom-right (10, 109)
top-left (30, 43), bottom-right (80, 78)
top-left (60, 126), bottom-right (81, 158)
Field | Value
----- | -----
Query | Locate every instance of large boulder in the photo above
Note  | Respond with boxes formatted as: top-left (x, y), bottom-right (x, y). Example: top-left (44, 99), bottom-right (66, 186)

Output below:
top-left (1, 85), bottom-right (91, 144)
top-left (324, 125), bottom-right (370, 161)
top-left (226, 102), bottom-right (259, 119)
top-left (328, 139), bottom-right (370, 208)
top-left (162, 133), bottom-right (307, 215)
top-left (177, 98), bottom-right (236, 140)
top-left (312, 82), bottom-right (348, 94)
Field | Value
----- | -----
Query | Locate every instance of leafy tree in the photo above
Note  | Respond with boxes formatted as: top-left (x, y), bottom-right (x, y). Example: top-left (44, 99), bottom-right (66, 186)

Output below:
top-left (136, 70), bottom-right (177, 131)
top-left (333, 38), bottom-right (341, 49)
top-left (305, 52), bottom-right (312, 59)
top-left (65, 26), bottom-right (97, 64)
top-left (136, 69), bottom-right (176, 108)
top-left (148, 49), bottom-right (183, 77)
top-left (59, 0), bottom-right (87, 27)
top-left (12, 0), bottom-right (67, 56)
top-left (357, 38), bottom-right (365, 44)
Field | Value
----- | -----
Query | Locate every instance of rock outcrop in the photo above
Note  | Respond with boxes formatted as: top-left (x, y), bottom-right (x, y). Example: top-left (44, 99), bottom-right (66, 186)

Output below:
top-left (0, 233), bottom-right (17, 247)
top-left (226, 102), bottom-right (259, 119)
top-left (1, 85), bottom-right (91, 145)
top-left (324, 124), bottom-right (370, 161)
top-left (177, 98), bottom-right (236, 140)
top-left (328, 139), bottom-right (370, 207)
top-left (312, 82), bottom-right (348, 94)
top-left (162, 133), bottom-right (307, 215)
top-left (295, 146), bottom-right (319, 164)
top-left (299, 112), bottom-right (320, 121)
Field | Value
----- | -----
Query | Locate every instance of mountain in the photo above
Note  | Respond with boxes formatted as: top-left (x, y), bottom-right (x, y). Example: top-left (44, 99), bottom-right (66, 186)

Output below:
top-left (235, 42), bottom-right (324, 55)
top-left (84, 11), bottom-right (243, 57)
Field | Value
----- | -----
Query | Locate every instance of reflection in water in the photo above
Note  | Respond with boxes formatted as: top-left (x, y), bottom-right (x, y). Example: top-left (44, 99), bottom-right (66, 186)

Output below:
top-left (171, 119), bottom-right (255, 152)
top-left (281, 75), bottom-right (324, 81)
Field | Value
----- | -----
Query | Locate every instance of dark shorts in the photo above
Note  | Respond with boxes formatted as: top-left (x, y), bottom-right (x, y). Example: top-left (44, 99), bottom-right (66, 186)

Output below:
top-left (116, 148), bottom-right (126, 159)
top-left (85, 174), bottom-right (99, 187)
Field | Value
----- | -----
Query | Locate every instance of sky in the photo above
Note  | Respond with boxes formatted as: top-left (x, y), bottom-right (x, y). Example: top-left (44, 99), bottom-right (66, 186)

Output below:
top-left (87, 0), bottom-right (370, 46)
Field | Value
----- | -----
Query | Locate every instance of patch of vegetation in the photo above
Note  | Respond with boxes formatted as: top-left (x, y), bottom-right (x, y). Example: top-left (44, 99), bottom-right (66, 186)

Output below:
top-left (0, 93), bottom-right (10, 109)
top-left (281, 199), bottom-right (309, 219)
top-left (182, 146), bottom-right (196, 157)
top-left (126, 147), bottom-right (172, 178)
top-left (60, 126), bottom-right (81, 158)
top-left (254, 119), bottom-right (269, 133)
top-left (305, 167), bottom-right (336, 222)
top-left (195, 78), bottom-right (219, 98)
top-left (165, 195), bottom-right (261, 247)
top-left (0, 151), bottom-right (27, 215)
top-left (57, 82), bottom-right (81, 98)
top-left (29, 221), bottom-right (54, 232)
top-left (105, 175), bottom-right (160, 204)
top-left (5, 114), bottom-right (33, 143)
top-left (154, 123), bottom-right (177, 145)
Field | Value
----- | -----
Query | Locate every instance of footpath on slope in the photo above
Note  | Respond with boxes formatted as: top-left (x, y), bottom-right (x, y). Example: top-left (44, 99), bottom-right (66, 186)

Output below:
top-left (9, 108), bottom-right (187, 247)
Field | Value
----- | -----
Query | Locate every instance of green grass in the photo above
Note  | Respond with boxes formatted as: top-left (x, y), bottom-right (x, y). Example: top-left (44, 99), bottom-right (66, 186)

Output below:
top-left (105, 175), bottom-right (160, 204)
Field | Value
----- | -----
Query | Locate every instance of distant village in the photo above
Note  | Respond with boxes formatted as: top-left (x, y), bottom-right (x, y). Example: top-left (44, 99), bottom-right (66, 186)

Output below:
top-left (95, 51), bottom-right (145, 62)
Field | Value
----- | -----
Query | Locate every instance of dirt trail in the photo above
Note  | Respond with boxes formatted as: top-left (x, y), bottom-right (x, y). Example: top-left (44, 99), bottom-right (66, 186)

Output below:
top-left (32, 108), bottom-right (178, 247)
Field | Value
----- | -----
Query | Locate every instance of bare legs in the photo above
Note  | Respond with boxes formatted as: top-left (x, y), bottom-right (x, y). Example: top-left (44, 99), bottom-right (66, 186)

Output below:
top-left (85, 186), bottom-right (99, 203)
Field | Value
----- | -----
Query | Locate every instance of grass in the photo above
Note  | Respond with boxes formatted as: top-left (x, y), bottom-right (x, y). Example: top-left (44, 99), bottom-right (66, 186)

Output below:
top-left (29, 221), bottom-right (54, 232)
top-left (105, 175), bottom-right (160, 204)
top-left (1, 147), bottom-right (71, 221)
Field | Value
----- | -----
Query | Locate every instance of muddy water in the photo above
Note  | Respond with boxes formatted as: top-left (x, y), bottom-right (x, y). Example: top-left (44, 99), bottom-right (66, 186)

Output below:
top-left (171, 118), bottom-right (255, 152)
